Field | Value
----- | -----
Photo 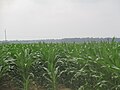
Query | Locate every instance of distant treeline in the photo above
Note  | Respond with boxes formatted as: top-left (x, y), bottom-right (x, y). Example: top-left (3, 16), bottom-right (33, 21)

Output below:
top-left (0, 38), bottom-right (120, 43)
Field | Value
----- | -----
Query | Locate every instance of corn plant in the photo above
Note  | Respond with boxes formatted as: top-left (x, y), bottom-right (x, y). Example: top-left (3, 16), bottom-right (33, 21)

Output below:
top-left (38, 44), bottom-right (58, 90)
top-left (10, 46), bottom-right (34, 90)
top-left (0, 45), bottom-right (9, 81)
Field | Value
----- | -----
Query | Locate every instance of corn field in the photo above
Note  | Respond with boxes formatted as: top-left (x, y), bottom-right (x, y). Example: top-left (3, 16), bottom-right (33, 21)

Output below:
top-left (0, 40), bottom-right (120, 90)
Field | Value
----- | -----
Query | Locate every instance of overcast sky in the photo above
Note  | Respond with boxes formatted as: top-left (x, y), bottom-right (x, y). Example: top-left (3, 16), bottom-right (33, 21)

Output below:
top-left (0, 0), bottom-right (120, 40)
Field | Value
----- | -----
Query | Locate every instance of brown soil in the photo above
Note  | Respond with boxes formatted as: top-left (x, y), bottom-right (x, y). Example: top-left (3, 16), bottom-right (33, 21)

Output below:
top-left (58, 84), bottom-right (72, 90)
top-left (0, 87), bottom-right (71, 90)
top-left (59, 88), bottom-right (71, 90)
top-left (0, 81), bottom-right (72, 90)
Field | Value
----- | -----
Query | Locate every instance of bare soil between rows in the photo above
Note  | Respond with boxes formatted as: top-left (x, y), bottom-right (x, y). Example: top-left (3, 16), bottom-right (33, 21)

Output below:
top-left (0, 83), bottom-right (72, 90)
top-left (0, 87), bottom-right (72, 90)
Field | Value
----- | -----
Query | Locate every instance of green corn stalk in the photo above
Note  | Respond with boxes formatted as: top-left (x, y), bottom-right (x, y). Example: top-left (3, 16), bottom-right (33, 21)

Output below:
top-left (11, 46), bottom-right (34, 90)
top-left (0, 46), bottom-right (8, 80)
top-left (40, 44), bottom-right (58, 90)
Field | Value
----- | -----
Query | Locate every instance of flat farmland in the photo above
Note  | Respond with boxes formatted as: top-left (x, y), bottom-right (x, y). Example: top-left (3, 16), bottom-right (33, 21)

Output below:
top-left (0, 41), bottom-right (120, 90)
